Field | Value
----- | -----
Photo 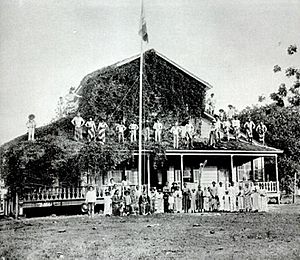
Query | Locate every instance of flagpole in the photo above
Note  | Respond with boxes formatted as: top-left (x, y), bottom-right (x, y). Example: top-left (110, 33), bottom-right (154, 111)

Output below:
top-left (138, 18), bottom-right (143, 191)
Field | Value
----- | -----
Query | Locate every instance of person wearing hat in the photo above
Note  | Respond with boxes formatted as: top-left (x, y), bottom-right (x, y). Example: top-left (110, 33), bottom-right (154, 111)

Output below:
top-left (85, 185), bottom-right (97, 217)
top-left (26, 114), bottom-right (36, 141)
top-left (227, 105), bottom-right (236, 122)
top-left (208, 119), bottom-right (217, 147)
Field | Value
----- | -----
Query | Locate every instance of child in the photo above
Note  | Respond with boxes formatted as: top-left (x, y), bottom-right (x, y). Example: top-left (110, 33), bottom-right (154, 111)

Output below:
top-left (150, 188), bottom-right (157, 214)
top-left (168, 192), bottom-right (175, 213)
top-left (237, 186), bottom-right (245, 212)
top-left (251, 185), bottom-right (260, 212)
top-left (224, 190), bottom-right (230, 212)
top-left (156, 189), bottom-right (164, 213)
top-left (85, 185), bottom-right (97, 218)
top-left (259, 187), bottom-right (268, 212)
top-left (190, 189), bottom-right (197, 213)
top-left (139, 191), bottom-right (150, 215)
top-left (123, 190), bottom-right (132, 215)
top-left (103, 190), bottom-right (112, 216)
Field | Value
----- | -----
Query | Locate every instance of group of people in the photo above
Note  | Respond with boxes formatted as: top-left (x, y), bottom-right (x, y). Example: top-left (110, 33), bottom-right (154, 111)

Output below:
top-left (84, 180), bottom-right (269, 217)
top-left (208, 112), bottom-right (267, 147)
top-left (71, 112), bottom-right (197, 148)
top-left (206, 93), bottom-right (268, 145)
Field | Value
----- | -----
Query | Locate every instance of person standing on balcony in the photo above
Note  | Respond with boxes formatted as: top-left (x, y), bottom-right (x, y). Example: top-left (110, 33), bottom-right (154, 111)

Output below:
top-left (205, 93), bottom-right (216, 115)
top-left (85, 118), bottom-right (97, 142)
top-left (116, 123), bottom-right (126, 143)
top-left (153, 119), bottom-right (163, 142)
top-left (227, 105), bottom-right (236, 122)
top-left (185, 120), bottom-right (195, 149)
top-left (170, 121), bottom-right (180, 149)
top-left (26, 114), bottom-right (37, 141)
top-left (143, 122), bottom-right (151, 142)
top-left (244, 117), bottom-right (256, 143)
top-left (71, 112), bottom-right (85, 141)
top-left (222, 119), bottom-right (231, 141)
top-left (214, 115), bottom-right (222, 143)
top-left (218, 109), bottom-right (226, 122)
top-left (231, 115), bottom-right (241, 141)
top-left (129, 122), bottom-right (138, 142)
top-left (256, 121), bottom-right (267, 145)
top-left (97, 119), bottom-right (108, 144)
top-left (85, 185), bottom-right (97, 218)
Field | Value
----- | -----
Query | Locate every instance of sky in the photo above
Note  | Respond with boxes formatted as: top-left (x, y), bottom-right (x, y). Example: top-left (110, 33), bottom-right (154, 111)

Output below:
top-left (0, 0), bottom-right (299, 144)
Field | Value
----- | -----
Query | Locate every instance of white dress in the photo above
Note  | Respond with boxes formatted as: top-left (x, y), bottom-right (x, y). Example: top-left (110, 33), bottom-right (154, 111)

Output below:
top-left (103, 195), bottom-right (112, 215)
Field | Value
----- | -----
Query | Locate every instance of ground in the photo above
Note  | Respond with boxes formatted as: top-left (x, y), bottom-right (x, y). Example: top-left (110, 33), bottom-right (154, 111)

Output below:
top-left (0, 204), bottom-right (300, 260)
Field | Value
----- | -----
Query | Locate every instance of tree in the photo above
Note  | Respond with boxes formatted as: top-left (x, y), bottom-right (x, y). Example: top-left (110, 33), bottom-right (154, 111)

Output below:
top-left (239, 104), bottom-right (300, 193)
top-left (272, 44), bottom-right (300, 106)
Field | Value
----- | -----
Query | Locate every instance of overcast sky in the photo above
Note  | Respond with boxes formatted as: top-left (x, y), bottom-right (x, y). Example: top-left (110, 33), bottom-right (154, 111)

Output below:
top-left (0, 0), bottom-right (299, 144)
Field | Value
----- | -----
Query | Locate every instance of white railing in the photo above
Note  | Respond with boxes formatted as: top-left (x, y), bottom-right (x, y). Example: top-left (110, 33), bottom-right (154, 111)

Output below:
top-left (22, 184), bottom-right (138, 202)
top-left (22, 186), bottom-right (105, 202)
top-left (257, 181), bottom-right (278, 193)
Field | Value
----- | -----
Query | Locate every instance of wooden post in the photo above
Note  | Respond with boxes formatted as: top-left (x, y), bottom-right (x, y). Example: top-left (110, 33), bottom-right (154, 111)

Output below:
top-left (15, 193), bottom-right (19, 218)
top-left (147, 154), bottom-right (151, 194)
top-left (262, 157), bottom-right (265, 182)
top-left (293, 171), bottom-right (297, 204)
top-left (275, 154), bottom-right (280, 204)
top-left (180, 155), bottom-right (184, 189)
top-left (230, 155), bottom-right (235, 183)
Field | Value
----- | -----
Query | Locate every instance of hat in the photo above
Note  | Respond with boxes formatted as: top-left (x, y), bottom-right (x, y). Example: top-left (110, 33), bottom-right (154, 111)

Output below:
top-left (28, 114), bottom-right (35, 120)
top-left (81, 203), bottom-right (88, 213)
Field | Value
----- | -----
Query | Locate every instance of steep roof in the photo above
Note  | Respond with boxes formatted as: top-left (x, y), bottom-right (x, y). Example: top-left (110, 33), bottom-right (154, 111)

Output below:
top-left (76, 48), bottom-right (212, 94)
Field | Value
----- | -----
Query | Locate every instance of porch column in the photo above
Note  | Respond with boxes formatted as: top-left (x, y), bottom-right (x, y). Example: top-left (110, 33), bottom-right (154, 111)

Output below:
top-left (147, 154), bottom-right (151, 194)
top-left (275, 154), bottom-right (280, 204)
top-left (180, 155), bottom-right (184, 189)
top-left (262, 157), bottom-right (265, 182)
top-left (230, 155), bottom-right (236, 183)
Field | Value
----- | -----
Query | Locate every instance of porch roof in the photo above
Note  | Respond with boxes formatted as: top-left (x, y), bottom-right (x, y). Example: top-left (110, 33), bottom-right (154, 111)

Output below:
top-left (166, 140), bottom-right (283, 156)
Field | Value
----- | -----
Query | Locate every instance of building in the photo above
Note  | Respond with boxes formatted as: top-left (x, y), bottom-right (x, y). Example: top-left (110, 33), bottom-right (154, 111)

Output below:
top-left (4, 49), bottom-right (282, 215)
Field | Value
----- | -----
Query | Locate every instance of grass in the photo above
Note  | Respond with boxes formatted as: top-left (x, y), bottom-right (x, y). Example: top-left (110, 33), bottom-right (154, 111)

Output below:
top-left (0, 204), bottom-right (300, 259)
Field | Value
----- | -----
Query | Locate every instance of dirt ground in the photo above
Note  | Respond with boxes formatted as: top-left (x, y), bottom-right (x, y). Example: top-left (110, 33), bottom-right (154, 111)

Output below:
top-left (0, 204), bottom-right (300, 260)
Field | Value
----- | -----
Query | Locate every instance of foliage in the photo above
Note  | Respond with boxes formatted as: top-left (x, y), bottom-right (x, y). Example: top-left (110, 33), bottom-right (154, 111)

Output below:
top-left (78, 49), bottom-right (206, 125)
top-left (1, 50), bottom-right (209, 191)
top-left (272, 44), bottom-right (300, 106)
top-left (239, 104), bottom-right (300, 193)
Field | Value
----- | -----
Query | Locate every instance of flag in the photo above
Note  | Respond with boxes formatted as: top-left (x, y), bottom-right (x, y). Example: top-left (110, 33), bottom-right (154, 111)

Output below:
top-left (138, 0), bottom-right (148, 42)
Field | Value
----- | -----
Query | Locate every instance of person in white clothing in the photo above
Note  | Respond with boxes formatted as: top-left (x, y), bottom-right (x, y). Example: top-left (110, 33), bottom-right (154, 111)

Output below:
top-left (116, 123), bottom-right (126, 143)
top-left (228, 182), bottom-right (237, 212)
top-left (218, 182), bottom-right (226, 211)
top-left (71, 112), bottom-right (85, 141)
top-left (129, 123), bottom-right (138, 142)
top-left (85, 185), bottom-right (97, 217)
top-left (153, 119), bottom-right (163, 142)
top-left (26, 114), bottom-right (37, 141)
top-left (170, 122), bottom-right (181, 149)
